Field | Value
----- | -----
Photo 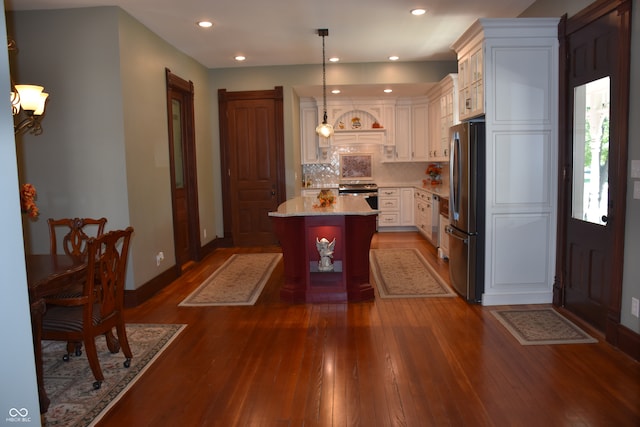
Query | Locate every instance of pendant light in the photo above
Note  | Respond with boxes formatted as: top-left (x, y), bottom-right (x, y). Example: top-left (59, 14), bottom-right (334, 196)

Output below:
top-left (315, 29), bottom-right (334, 139)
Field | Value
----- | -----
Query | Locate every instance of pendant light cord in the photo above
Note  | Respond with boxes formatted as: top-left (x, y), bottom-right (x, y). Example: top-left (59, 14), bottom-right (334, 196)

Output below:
top-left (321, 32), bottom-right (328, 124)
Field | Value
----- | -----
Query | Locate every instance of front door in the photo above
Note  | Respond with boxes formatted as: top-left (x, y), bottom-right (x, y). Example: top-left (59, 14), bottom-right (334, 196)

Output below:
top-left (556, 0), bottom-right (631, 335)
top-left (166, 69), bottom-right (200, 269)
top-left (218, 87), bottom-right (285, 247)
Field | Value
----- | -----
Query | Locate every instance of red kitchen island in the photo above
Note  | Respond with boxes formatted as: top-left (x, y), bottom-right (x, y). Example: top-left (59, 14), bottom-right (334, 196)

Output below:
top-left (269, 195), bottom-right (379, 303)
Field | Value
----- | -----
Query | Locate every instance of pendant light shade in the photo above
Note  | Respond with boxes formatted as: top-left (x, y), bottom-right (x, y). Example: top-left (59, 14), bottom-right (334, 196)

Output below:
top-left (316, 29), bottom-right (333, 139)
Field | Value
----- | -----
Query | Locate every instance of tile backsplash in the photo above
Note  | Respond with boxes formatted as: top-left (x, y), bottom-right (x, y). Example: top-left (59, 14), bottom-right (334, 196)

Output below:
top-left (302, 145), bottom-right (449, 188)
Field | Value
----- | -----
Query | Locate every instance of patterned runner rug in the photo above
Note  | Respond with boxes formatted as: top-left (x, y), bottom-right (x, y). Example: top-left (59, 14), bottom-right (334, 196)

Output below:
top-left (43, 323), bottom-right (185, 426)
top-left (179, 253), bottom-right (282, 306)
top-left (369, 248), bottom-right (456, 298)
top-left (491, 308), bottom-right (598, 345)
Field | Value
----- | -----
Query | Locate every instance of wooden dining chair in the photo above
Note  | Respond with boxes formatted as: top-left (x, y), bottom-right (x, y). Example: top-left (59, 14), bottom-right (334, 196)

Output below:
top-left (42, 227), bottom-right (134, 390)
top-left (47, 217), bottom-right (108, 358)
top-left (48, 217), bottom-right (107, 259)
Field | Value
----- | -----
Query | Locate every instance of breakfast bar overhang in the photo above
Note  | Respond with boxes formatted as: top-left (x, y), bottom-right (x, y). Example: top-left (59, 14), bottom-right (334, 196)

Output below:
top-left (269, 195), bottom-right (379, 303)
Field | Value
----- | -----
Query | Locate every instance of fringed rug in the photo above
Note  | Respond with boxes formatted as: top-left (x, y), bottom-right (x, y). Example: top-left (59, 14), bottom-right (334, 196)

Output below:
top-left (43, 323), bottom-right (185, 426)
top-left (369, 248), bottom-right (456, 298)
top-left (179, 253), bottom-right (282, 306)
top-left (491, 308), bottom-right (598, 345)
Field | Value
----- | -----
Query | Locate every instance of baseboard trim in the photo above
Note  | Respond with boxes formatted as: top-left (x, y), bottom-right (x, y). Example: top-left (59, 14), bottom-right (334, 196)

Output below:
top-left (616, 323), bottom-right (640, 361)
top-left (124, 266), bottom-right (178, 308)
top-left (124, 236), bottom-right (228, 307)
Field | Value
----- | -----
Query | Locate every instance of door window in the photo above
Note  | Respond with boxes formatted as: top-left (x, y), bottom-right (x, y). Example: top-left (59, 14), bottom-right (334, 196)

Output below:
top-left (171, 98), bottom-right (185, 189)
top-left (571, 76), bottom-right (610, 225)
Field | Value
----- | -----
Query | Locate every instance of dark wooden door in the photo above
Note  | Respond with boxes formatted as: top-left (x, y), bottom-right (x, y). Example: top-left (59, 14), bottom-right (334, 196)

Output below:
top-left (556, 0), bottom-right (630, 336)
top-left (218, 87), bottom-right (285, 247)
top-left (166, 69), bottom-right (200, 269)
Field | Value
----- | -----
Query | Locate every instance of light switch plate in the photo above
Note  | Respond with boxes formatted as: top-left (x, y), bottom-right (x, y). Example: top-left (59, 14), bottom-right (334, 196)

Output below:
top-left (635, 181), bottom-right (640, 200)
top-left (631, 160), bottom-right (640, 178)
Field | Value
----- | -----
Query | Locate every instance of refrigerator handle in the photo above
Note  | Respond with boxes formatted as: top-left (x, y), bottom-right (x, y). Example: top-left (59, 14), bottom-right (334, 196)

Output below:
top-left (445, 225), bottom-right (468, 243)
top-left (450, 131), bottom-right (460, 221)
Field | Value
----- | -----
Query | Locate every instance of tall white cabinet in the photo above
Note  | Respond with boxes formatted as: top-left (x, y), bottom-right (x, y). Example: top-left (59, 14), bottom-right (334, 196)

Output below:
top-left (452, 18), bottom-right (560, 305)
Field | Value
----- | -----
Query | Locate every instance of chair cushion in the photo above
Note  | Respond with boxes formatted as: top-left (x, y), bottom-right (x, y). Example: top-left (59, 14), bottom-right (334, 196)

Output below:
top-left (42, 305), bottom-right (101, 332)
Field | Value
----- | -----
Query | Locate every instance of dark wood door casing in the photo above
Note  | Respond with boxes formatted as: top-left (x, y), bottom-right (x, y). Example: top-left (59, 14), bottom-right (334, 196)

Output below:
top-left (555, 0), bottom-right (631, 344)
top-left (218, 86), bottom-right (285, 246)
top-left (166, 68), bottom-right (201, 269)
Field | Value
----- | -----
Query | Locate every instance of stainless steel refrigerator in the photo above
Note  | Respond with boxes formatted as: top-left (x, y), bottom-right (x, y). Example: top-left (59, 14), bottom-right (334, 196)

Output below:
top-left (445, 121), bottom-right (485, 303)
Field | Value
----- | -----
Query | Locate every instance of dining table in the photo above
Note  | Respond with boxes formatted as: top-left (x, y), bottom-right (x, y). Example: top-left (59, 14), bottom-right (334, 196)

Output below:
top-left (25, 253), bottom-right (87, 414)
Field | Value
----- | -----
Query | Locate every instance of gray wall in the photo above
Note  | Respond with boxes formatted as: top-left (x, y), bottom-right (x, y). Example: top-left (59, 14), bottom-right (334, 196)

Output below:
top-left (10, 7), bottom-right (217, 290)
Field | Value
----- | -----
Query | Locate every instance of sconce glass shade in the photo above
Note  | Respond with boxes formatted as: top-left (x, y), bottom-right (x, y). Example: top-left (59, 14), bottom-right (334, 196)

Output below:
top-left (316, 122), bottom-right (334, 138)
top-left (15, 85), bottom-right (48, 114)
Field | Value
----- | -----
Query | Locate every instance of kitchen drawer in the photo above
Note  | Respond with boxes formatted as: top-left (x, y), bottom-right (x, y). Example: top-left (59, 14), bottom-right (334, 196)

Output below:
top-left (379, 213), bottom-right (399, 226)
top-left (414, 189), bottom-right (433, 202)
top-left (379, 197), bottom-right (399, 211)
top-left (379, 188), bottom-right (399, 197)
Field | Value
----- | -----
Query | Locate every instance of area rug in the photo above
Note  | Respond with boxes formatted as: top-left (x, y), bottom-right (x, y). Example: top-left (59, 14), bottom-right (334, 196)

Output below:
top-left (43, 323), bottom-right (185, 426)
top-left (491, 308), bottom-right (598, 345)
top-left (179, 253), bottom-right (282, 306)
top-left (369, 248), bottom-right (456, 298)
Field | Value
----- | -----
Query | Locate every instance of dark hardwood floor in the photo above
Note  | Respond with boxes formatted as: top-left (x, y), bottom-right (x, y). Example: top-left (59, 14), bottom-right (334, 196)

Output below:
top-left (99, 232), bottom-right (640, 426)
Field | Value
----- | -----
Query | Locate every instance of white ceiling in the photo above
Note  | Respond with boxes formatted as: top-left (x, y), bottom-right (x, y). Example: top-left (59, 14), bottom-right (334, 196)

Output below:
top-left (5, 0), bottom-right (536, 98)
top-left (5, 0), bottom-right (536, 69)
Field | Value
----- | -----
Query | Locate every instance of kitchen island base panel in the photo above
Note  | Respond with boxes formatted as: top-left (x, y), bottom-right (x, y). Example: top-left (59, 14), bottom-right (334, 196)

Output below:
top-left (272, 214), bottom-right (376, 303)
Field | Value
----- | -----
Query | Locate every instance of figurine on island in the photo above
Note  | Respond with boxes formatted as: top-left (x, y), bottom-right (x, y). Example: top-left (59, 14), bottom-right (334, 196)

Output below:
top-left (316, 237), bottom-right (336, 272)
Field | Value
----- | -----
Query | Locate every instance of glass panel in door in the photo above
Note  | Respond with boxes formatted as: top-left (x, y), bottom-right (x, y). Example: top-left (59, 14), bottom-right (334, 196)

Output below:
top-left (172, 98), bottom-right (185, 189)
top-left (571, 76), bottom-right (610, 225)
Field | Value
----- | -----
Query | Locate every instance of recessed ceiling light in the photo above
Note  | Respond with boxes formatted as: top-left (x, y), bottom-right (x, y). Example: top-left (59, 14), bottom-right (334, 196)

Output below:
top-left (197, 20), bottom-right (213, 28)
top-left (234, 55), bottom-right (246, 61)
top-left (383, 89), bottom-right (393, 93)
top-left (329, 57), bottom-right (340, 62)
top-left (331, 89), bottom-right (341, 94)
top-left (410, 8), bottom-right (426, 16)
top-left (388, 56), bottom-right (399, 61)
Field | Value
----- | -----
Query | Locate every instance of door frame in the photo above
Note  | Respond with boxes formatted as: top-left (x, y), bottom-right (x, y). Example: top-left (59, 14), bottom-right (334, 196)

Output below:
top-left (555, 0), bottom-right (631, 344)
top-left (218, 86), bottom-right (286, 245)
top-left (166, 68), bottom-right (201, 268)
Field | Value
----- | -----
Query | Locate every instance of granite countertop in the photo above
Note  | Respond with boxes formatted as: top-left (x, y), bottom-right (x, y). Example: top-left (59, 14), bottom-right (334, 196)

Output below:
top-left (269, 195), bottom-right (379, 217)
top-left (416, 185), bottom-right (449, 199)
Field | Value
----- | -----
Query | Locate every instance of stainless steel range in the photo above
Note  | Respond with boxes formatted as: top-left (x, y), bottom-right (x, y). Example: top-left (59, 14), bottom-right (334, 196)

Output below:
top-left (338, 183), bottom-right (378, 209)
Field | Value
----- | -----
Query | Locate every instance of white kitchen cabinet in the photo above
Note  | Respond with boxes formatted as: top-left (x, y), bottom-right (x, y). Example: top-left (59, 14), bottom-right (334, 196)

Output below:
top-left (425, 74), bottom-right (458, 162)
top-left (378, 187), bottom-right (414, 229)
top-left (451, 18), bottom-right (560, 305)
top-left (300, 99), bottom-right (330, 164)
top-left (389, 102), bottom-right (412, 161)
top-left (384, 98), bottom-right (431, 163)
top-left (457, 42), bottom-right (483, 121)
top-left (439, 74), bottom-right (458, 158)
top-left (413, 188), bottom-right (437, 243)
top-left (411, 101), bottom-right (430, 161)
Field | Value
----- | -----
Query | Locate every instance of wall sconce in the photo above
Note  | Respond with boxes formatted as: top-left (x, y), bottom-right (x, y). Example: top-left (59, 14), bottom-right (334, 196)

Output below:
top-left (9, 39), bottom-right (49, 136)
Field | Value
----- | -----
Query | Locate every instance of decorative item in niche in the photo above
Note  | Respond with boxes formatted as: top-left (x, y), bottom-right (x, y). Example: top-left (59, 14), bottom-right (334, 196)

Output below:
top-left (340, 154), bottom-right (373, 180)
top-left (316, 237), bottom-right (336, 272)
top-left (351, 117), bottom-right (362, 129)
top-left (372, 121), bottom-right (383, 129)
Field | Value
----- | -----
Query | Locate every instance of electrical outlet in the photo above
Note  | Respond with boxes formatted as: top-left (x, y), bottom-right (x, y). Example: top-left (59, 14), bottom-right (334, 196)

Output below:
top-left (632, 297), bottom-right (640, 318)
top-left (156, 251), bottom-right (165, 266)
